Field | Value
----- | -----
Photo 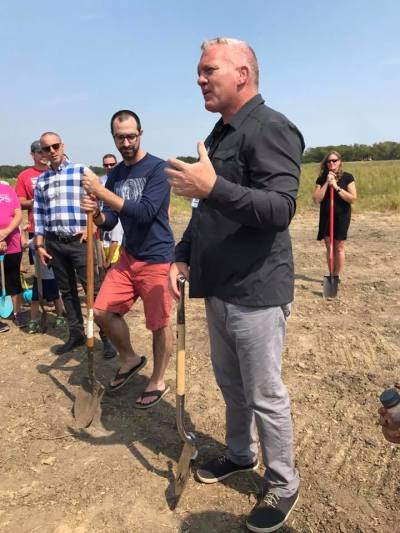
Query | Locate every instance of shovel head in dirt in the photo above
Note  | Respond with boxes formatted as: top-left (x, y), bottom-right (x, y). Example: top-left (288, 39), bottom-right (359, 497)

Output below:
top-left (175, 438), bottom-right (196, 504)
top-left (173, 275), bottom-right (197, 508)
top-left (323, 275), bottom-right (339, 298)
top-left (74, 348), bottom-right (105, 428)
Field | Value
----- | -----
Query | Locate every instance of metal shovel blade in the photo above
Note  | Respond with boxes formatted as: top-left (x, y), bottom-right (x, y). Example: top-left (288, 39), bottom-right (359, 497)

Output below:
top-left (0, 295), bottom-right (13, 319)
top-left (174, 436), bottom-right (196, 504)
top-left (323, 275), bottom-right (339, 298)
top-left (74, 374), bottom-right (105, 428)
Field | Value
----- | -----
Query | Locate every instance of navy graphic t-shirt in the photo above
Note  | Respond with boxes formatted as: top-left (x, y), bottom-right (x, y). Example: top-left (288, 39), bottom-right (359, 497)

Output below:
top-left (102, 153), bottom-right (174, 263)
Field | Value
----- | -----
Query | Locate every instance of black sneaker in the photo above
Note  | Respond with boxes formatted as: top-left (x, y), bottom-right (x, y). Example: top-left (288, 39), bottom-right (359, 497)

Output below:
top-left (0, 321), bottom-right (10, 333)
top-left (14, 312), bottom-right (28, 328)
top-left (246, 487), bottom-right (299, 532)
top-left (196, 455), bottom-right (259, 484)
top-left (54, 334), bottom-right (86, 355)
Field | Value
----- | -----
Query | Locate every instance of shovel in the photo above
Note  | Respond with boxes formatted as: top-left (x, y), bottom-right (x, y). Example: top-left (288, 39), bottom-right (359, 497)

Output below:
top-left (0, 255), bottom-right (13, 319)
top-left (323, 185), bottom-right (339, 298)
top-left (34, 252), bottom-right (47, 333)
top-left (174, 274), bottom-right (197, 507)
top-left (74, 212), bottom-right (105, 428)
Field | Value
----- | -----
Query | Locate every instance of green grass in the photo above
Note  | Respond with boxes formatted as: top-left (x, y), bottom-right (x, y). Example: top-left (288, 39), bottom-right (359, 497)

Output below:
top-left (2, 160), bottom-right (399, 214)
top-left (298, 159), bottom-right (400, 213)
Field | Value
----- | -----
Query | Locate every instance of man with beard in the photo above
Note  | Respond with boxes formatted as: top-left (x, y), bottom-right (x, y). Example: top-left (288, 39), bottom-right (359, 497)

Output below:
top-left (33, 132), bottom-right (115, 357)
top-left (81, 110), bottom-right (174, 409)
top-left (166, 38), bottom-right (304, 532)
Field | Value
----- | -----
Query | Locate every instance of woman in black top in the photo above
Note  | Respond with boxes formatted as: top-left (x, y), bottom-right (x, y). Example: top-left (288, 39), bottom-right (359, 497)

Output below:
top-left (313, 151), bottom-right (357, 279)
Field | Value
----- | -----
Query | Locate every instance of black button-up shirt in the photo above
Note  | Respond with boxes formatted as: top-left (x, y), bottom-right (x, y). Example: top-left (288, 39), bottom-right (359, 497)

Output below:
top-left (175, 94), bottom-right (305, 306)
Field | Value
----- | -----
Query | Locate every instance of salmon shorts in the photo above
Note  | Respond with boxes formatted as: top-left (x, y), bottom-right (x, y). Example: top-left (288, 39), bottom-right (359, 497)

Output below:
top-left (94, 249), bottom-right (172, 331)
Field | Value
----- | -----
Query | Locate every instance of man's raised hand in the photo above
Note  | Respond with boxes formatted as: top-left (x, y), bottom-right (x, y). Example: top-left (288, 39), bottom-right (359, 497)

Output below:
top-left (166, 141), bottom-right (217, 198)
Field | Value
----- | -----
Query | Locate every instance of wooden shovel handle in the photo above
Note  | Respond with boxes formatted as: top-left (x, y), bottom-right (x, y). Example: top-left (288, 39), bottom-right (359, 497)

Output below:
top-left (176, 275), bottom-right (186, 396)
top-left (86, 213), bottom-right (94, 348)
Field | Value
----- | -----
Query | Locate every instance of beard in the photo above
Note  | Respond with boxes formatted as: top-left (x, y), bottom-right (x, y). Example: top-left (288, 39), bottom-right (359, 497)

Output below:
top-left (119, 144), bottom-right (139, 163)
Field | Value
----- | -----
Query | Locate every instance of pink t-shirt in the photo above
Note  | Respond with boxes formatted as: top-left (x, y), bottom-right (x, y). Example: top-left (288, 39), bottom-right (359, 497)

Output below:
top-left (0, 181), bottom-right (21, 253)
top-left (15, 167), bottom-right (43, 233)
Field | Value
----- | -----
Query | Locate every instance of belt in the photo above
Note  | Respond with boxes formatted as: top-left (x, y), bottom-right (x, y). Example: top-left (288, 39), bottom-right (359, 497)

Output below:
top-left (45, 231), bottom-right (82, 243)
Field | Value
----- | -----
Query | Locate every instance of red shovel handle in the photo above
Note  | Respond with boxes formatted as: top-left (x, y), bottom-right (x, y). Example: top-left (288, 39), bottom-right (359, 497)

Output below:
top-left (329, 185), bottom-right (334, 276)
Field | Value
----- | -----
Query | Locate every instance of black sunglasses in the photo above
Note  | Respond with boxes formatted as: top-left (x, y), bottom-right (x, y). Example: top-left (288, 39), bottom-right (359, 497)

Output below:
top-left (327, 158), bottom-right (339, 164)
top-left (103, 163), bottom-right (116, 168)
top-left (41, 143), bottom-right (61, 153)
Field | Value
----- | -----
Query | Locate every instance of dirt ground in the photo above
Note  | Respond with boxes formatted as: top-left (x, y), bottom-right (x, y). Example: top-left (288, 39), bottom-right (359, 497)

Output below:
top-left (0, 211), bottom-right (399, 533)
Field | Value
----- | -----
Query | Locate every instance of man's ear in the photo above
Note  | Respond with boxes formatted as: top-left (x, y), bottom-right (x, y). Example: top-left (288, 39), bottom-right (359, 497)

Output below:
top-left (237, 65), bottom-right (250, 85)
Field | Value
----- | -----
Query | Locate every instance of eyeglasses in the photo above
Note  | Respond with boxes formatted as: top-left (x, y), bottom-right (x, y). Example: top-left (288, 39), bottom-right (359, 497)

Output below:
top-left (113, 133), bottom-right (140, 144)
top-left (327, 159), bottom-right (339, 164)
top-left (103, 163), bottom-right (116, 168)
top-left (41, 143), bottom-right (61, 153)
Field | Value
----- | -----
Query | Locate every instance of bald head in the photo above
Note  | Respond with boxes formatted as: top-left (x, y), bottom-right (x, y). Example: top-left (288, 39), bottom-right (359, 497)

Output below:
top-left (201, 37), bottom-right (259, 88)
top-left (40, 131), bottom-right (62, 144)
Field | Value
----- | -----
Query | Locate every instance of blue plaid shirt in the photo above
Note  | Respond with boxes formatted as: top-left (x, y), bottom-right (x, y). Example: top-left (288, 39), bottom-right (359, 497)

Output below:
top-left (34, 158), bottom-right (88, 236)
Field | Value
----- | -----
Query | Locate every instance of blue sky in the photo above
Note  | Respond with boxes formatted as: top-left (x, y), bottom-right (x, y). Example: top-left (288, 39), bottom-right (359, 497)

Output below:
top-left (1, 0), bottom-right (399, 165)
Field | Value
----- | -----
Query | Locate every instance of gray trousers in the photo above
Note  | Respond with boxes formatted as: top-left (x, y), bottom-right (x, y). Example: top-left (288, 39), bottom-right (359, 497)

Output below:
top-left (205, 296), bottom-right (299, 497)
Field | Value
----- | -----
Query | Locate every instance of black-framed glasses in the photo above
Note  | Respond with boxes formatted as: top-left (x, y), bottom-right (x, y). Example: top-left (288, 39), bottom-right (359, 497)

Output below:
top-left (327, 158), bottom-right (339, 164)
top-left (42, 143), bottom-right (61, 153)
top-left (113, 133), bottom-right (140, 144)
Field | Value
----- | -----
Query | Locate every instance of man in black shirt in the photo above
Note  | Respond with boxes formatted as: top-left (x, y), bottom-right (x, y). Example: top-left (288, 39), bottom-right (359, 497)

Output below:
top-left (166, 38), bottom-right (304, 532)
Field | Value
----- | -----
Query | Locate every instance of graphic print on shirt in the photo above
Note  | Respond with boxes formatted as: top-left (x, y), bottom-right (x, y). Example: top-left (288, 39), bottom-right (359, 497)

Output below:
top-left (115, 177), bottom-right (147, 201)
top-left (0, 194), bottom-right (12, 203)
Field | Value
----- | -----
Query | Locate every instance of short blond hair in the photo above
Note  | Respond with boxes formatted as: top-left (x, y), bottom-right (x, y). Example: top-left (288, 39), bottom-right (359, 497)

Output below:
top-left (201, 37), bottom-right (259, 87)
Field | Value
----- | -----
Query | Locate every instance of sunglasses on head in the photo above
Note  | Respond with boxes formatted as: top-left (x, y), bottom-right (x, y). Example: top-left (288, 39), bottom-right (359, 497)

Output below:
top-left (41, 143), bottom-right (61, 153)
top-left (327, 158), bottom-right (339, 164)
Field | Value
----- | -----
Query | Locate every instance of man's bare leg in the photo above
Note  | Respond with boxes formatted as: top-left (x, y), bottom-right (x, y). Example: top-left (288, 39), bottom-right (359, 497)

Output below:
top-left (137, 325), bottom-right (173, 405)
top-left (54, 296), bottom-right (65, 317)
top-left (94, 308), bottom-right (142, 385)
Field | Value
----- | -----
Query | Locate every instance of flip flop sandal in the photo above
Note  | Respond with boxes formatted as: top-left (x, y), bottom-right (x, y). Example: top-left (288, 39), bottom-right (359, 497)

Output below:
top-left (108, 356), bottom-right (147, 393)
top-left (134, 385), bottom-right (171, 409)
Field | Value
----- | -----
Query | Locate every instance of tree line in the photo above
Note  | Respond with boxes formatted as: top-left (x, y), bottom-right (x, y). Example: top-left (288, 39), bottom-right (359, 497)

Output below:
top-left (1, 142), bottom-right (399, 181)
top-left (303, 141), bottom-right (400, 163)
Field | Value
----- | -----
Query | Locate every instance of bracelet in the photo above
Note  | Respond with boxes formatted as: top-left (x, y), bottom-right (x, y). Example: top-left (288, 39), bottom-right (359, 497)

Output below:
top-left (93, 209), bottom-right (101, 219)
top-left (34, 244), bottom-right (45, 250)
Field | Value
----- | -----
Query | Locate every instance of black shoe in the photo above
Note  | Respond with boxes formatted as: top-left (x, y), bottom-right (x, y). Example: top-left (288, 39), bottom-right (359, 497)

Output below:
top-left (246, 488), bottom-right (299, 532)
top-left (196, 455), bottom-right (259, 484)
top-left (54, 334), bottom-right (86, 355)
top-left (102, 337), bottom-right (117, 359)
top-left (0, 321), bottom-right (10, 333)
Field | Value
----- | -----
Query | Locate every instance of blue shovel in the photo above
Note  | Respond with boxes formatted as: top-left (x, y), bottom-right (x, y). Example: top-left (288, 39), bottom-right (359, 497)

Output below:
top-left (0, 255), bottom-right (13, 319)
